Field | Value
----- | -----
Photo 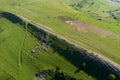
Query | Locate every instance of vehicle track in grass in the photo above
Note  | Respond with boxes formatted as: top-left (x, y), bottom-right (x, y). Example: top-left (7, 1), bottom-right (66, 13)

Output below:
top-left (18, 22), bottom-right (28, 68)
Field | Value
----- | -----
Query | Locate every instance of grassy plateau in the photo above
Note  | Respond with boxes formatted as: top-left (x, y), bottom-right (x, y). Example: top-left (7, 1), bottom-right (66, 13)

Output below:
top-left (0, 0), bottom-right (120, 80)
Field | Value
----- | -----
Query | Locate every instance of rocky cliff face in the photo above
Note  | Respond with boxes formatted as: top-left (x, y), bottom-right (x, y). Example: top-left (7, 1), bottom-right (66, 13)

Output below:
top-left (1, 11), bottom-right (120, 80)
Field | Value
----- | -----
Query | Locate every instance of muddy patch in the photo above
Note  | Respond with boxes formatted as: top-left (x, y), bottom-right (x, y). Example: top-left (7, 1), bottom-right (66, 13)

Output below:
top-left (59, 16), bottom-right (120, 40)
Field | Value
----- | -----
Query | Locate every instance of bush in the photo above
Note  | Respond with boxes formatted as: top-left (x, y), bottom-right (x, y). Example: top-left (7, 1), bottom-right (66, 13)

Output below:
top-left (108, 74), bottom-right (116, 80)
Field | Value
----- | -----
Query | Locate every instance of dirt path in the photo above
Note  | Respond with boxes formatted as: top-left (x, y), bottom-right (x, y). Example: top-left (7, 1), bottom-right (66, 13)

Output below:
top-left (18, 22), bottom-right (28, 68)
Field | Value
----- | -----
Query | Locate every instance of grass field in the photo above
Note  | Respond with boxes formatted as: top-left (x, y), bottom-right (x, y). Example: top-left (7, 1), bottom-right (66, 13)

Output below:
top-left (0, 17), bottom-right (96, 80)
top-left (0, 0), bottom-right (120, 80)
top-left (0, 0), bottom-right (119, 63)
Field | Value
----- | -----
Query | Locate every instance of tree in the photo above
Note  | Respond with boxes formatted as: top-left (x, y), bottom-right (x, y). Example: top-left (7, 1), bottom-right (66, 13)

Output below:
top-left (108, 74), bottom-right (116, 80)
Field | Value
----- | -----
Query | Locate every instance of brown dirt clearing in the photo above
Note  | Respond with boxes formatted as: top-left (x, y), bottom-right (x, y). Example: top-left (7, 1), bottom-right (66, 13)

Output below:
top-left (59, 17), bottom-right (120, 40)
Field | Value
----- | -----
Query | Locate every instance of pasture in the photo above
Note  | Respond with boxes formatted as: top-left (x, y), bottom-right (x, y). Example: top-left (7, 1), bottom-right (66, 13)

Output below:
top-left (0, 0), bottom-right (120, 80)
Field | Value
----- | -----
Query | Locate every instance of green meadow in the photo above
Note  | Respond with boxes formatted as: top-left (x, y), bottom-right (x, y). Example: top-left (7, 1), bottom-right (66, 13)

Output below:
top-left (0, 17), bottom-right (96, 80)
top-left (0, 0), bottom-right (120, 80)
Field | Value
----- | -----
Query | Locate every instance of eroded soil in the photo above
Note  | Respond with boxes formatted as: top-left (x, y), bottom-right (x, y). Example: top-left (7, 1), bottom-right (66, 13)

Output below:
top-left (59, 17), bottom-right (120, 40)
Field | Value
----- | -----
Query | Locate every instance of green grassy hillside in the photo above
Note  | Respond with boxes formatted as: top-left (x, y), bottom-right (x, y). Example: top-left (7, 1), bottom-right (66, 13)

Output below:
top-left (0, 17), bottom-right (96, 80)
top-left (0, 0), bottom-right (120, 80)
top-left (1, 0), bottom-right (119, 63)
top-left (70, 0), bottom-right (120, 22)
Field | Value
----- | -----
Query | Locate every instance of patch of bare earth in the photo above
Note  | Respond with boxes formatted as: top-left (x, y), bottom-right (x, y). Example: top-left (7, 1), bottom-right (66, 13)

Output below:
top-left (59, 17), bottom-right (120, 40)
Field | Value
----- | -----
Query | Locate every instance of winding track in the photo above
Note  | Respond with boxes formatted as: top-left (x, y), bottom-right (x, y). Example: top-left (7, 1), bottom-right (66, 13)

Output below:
top-left (18, 22), bottom-right (28, 67)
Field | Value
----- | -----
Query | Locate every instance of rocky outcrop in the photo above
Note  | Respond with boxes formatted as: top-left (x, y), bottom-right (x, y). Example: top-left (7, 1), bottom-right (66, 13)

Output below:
top-left (1, 11), bottom-right (120, 80)
top-left (35, 68), bottom-right (76, 80)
